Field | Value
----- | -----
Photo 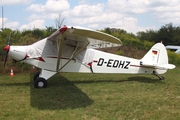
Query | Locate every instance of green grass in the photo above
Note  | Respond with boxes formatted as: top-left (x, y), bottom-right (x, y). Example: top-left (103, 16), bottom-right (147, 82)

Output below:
top-left (0, 67), bottom-right (180, 120)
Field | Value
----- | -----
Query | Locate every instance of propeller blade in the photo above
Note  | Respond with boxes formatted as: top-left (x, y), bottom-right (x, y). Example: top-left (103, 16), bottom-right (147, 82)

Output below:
top-left (4, 50), bottom-right (9, 67)
top-left (3, 33), bottom-right (11, 67)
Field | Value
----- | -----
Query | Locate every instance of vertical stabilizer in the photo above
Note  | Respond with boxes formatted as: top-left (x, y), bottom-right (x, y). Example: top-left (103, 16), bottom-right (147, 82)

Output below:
top-left (141, 43), bottom-right (168, 65)
top-left (141, 43), bottom-right (175, 74)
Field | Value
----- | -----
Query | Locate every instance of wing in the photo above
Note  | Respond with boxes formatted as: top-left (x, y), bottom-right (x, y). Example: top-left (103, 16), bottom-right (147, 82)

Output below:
top-left (47, 26), bottom-right (122, 47)
top-left (47, 26), bottom-right (122, 71)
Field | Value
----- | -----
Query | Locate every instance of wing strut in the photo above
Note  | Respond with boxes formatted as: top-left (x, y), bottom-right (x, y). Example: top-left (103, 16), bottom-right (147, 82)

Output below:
top-left (56, 35), bottom-right (64, 71)
top-left (57, 41), bottom-right (89, 72)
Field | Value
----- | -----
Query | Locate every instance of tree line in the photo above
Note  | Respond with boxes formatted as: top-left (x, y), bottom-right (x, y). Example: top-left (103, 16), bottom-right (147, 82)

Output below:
top-left (104, 23), bottom-right (180, 46)
top-left (0, 23), bottom-right (180, 73)
top-left (137, 23), bottom-right (180, 45)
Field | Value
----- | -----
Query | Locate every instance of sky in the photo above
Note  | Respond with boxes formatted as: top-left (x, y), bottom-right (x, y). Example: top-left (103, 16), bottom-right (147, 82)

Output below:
top-left (0, 0), bottom-right (180, 34)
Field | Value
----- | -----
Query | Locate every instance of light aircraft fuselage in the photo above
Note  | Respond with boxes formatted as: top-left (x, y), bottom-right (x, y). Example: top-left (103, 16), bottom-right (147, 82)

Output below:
top-left (4, 26), bottom-right (175, 88)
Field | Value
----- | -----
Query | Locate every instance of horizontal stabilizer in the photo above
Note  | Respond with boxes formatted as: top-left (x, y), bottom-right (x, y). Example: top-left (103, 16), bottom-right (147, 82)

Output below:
top-left (156, 64), bottom-right (176, 69)
top-left (140, 61), bottom-right (176, 70)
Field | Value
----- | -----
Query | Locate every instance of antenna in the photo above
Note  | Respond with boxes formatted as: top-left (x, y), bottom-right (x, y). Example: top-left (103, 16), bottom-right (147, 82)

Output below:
top-left (2, 6), bottom-right (4, 31)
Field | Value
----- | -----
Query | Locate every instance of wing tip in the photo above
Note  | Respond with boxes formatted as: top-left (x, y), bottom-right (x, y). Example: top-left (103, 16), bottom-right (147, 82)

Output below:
top-left (59, 26), bottom-right (68, 33)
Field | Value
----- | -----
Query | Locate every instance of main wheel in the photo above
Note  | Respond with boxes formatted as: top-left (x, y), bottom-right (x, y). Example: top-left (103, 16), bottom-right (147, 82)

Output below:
top-left (34, 72), bottom-right (40, 81)
top-left (34, 77), bottom-right (47, 88)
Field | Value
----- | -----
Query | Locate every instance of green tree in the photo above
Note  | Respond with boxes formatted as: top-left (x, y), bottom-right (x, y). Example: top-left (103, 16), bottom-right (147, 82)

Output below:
top-left (156, 23), bottom-right (175, 45)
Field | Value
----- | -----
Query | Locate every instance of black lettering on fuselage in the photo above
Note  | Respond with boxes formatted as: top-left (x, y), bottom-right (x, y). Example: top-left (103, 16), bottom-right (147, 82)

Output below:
top-left (97, 58), bottom-right (131, 69)
top-left (118, 61), bottom-right (125, 68)
top-left (107, 59), bottom-right (113, 67)
top-left (113, 60), bottom-right (119, 68)
top-left (124, 61), bottom-right (130, 69)
top-left (97, 58), bottom-right (104, 66)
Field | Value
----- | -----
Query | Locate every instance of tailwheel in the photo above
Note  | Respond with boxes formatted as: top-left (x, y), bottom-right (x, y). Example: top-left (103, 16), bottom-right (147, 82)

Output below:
top-left (159, 76), bottom-right (165, 80)
top-left (34, 77), bottom-right (47, 88)
top-left (152, 71), bottom-right (165, 80)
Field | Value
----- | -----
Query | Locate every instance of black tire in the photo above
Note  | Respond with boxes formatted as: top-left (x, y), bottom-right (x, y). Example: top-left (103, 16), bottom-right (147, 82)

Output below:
top-left (34, 77), bottom-right (47, 88)
top-left (34, 72), bottom-right (40, 81)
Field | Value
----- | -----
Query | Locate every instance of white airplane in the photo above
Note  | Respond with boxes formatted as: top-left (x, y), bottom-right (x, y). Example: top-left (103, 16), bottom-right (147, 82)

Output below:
top-left (166, 45), bottom-right (180, 54)
top-left (4, 26), bottom-right (175, 88)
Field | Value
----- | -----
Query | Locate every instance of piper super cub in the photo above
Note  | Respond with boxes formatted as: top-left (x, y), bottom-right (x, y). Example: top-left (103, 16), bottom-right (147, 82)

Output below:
top-left (4, 26), bottom-right (175, 88)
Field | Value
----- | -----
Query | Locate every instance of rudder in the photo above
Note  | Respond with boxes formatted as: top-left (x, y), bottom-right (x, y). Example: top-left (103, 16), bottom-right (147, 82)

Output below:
top-left (141, 43), bottom-right (168, 65)
top-left (140, 42), bottom-right (175, 74)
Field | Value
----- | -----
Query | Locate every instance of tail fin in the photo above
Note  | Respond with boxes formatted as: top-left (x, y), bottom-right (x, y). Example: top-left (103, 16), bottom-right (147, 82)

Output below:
top-left (141, 43), bottom-right (175, 74)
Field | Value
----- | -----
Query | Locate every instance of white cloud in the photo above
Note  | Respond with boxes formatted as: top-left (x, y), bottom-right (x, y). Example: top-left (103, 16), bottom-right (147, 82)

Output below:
top-left (78, 0), bottom-right (89, 5)
top-left (105, 0), bottom-right (180, 32)
top-left (152, 3), bottom-right (180, 12)
top-left (28, 13), bottom-right (47, 21)
top-left (0, 17), bottom-right (7, 27)
top-left (45, 0), bottom-right (70, 12)
top-left (0, 0), bottom-right (32, 5)
top-left (27, 4), bottom-right (45, 12)
top-left (28, 13), bottom-right (62, 21)
top-left (20, 19), bottom-right (45, 30)
top-left (69, 3), bottom-right (104, 17)
top-left (63, 1), bottom-right (152, 33)
top-left (156, 12), bottom-right (180, 24)
top-left (5, 21), bottom-right (19, 29)
top-left (107, 0), bottom-right (150, 14)
top-left (25, 0), bottom-right (70, 30)
top-left (87, 24), bottom-right (99, 28)
top-left (148, 1), bottom-right (180, 25)
top-left (70, 12), bottom-right (123, 25)
top-left (4, 0), bottom-right (180, 34)
top-left (111, 17), bottom-right (145, 33)
top-left (0, 17), bottom-right (19, 30)
top-left (27, 0), bottom-right (70, 13)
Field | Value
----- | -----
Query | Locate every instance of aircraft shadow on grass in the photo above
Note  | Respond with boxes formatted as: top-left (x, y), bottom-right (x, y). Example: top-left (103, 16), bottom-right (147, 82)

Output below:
top-left (29, 73), bottom-right (93, 110)
top-left (0, 74), bottom-right (163, 110)
top-left (72, 76), bottom-right (164, 84)
top-left (126, 76), bottom-right (165, 83)
top-left (29, 74), bottom-right (164, 110)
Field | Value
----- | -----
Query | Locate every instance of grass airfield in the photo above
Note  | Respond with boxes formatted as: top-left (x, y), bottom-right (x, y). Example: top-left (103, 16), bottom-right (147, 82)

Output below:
top-left (0, 67), bottom-right (180, 120)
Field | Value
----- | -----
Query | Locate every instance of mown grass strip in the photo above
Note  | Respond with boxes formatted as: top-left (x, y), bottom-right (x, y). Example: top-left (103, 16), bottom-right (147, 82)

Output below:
top-left (0, 67), bottom-right (180, 119)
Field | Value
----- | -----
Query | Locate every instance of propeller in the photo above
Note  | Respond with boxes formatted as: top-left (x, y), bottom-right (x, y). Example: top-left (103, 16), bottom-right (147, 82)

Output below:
top-left (4, 33), bottom-right (11, 67)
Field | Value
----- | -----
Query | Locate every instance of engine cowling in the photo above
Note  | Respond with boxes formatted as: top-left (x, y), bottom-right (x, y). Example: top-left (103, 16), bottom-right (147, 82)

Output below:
top-left (8, 46), bottom-right (27, 61)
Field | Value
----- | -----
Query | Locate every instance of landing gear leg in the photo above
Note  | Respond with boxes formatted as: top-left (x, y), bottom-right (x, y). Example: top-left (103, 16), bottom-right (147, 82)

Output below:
top-left (152, 71), bottom-right (165, 80)
top-left (34, 72), bottom-right (40, 81)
